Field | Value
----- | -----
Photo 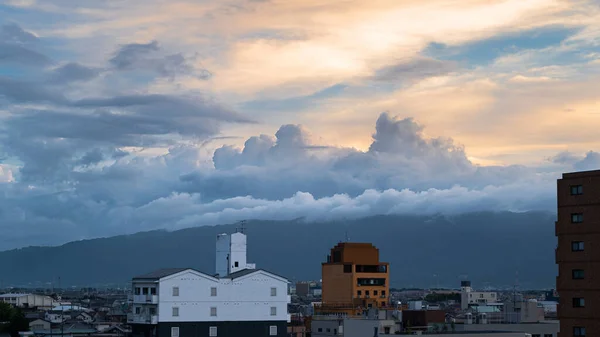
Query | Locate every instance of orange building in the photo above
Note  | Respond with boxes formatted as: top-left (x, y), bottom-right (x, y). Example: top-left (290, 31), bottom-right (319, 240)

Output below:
top-left (316, 242), bottom-right (390, 316)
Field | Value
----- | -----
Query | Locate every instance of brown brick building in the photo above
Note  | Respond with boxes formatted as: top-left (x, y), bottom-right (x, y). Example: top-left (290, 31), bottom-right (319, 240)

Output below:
top-left (315, 242), bottom-right (390, 316)
top-left (556, 170), bottom-right (600, 337)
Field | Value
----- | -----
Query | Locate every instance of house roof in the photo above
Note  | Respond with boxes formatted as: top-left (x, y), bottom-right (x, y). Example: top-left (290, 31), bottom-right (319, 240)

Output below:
top-left (224, 268), bottom-right (288, 281)
top-left (0, 293), bottom-right (30, 298)
top-left (133, 267), bottom-right (288, 281)
top-left (132, 268), bottom-right (192, 280)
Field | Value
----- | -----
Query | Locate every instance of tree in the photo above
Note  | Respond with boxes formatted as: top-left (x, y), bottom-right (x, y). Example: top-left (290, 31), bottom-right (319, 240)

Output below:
top-left (451, 320), bottom-right (456, 333)
top-left (0, 303), bottom-right (29, 337)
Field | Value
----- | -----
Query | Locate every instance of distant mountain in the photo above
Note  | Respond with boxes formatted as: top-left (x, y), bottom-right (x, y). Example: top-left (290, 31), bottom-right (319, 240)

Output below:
top-left (0, 211), bottom-right (557, 289)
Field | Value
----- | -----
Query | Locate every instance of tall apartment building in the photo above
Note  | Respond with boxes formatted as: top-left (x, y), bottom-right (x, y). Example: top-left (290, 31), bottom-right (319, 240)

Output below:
top-left (316, 242), bottom-right (389, 316)
top-left (556, 170), bottom-right (600, 337)
top-left (129, 231), bottom-right (290, 337)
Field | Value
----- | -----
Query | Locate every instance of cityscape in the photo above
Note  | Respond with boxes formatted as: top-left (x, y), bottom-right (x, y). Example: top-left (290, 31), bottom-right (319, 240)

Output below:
top-left (0, 168), bottom-right (596, 336)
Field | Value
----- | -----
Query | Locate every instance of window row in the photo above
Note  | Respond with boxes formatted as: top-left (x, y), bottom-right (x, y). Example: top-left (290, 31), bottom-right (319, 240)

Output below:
top-left (357, 290), bottom-right (386, 297)
top-left (171, 306), bottom-right (279, 317)
top-left (170, 286), bottom-right (278, 297)
top-left (134, 287), bottom-right (157, 295)
top-left (171, 325), bottom-right (278, 337)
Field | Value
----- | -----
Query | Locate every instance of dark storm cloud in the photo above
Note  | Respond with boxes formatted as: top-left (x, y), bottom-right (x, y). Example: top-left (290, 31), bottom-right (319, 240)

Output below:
top-left (372, 58), bottom-right (456, 82)
top-left (0, 77), bottom-right (67, 104)
top-left (0, 24), bottom-right (51, 66)
top-left (109, 41), bottom-right (211, 80)
top-left (0, 23), bottom-right (38, 44)
top-left (47, 62), bottom-right (100, 84)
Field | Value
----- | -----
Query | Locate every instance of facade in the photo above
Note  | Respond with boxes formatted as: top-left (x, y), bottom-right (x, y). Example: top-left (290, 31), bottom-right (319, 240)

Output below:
top-left (311, 316), bottom-right (399, 337)
top-left (460, 281), bottom-right (498, 310)
top-left (28, 319), bottom-right (51, 331)
top-left (556, 170), bottom-right (600, 337)
top-left (129, 231), bottom-right (290, 337)
top-left (0, 293), bottom-right (56, 309)
top-left (317, 242), bottom-right (390, 316)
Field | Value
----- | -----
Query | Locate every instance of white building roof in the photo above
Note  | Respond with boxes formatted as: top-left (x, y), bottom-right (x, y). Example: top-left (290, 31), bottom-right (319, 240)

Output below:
top-left (0, 293), bottom-right (30, 298)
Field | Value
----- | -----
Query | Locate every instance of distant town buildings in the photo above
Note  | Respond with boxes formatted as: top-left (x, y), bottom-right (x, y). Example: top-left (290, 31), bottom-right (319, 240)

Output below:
top-left (556, 170), bottom-right (600, 337)
top-left (129, 230), bottom-right (290, 337)
top-left (460, 281), bottom-right (498, 310)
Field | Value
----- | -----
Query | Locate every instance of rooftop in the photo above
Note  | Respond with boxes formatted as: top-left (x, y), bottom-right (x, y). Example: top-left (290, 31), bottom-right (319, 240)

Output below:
top-left (0, 293), bottom-right (31, 298)
top-left (562, 169), bottom-right (600, 179)
top-left (132, 268), bottom-right (191, 280)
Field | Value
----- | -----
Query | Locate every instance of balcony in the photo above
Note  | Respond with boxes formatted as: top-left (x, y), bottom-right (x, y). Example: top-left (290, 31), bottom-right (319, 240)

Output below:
top-left (132, 295), bottom-right (158, 304)
top-left (127, 313), bottom-right (158, 325)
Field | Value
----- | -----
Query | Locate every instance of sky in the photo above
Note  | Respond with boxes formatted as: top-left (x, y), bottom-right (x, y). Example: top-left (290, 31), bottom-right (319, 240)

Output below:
top-left (1, 0), bottom-right (600, 250)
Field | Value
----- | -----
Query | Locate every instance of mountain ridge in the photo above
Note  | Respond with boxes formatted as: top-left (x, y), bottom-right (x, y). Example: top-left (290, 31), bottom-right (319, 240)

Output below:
top-left (0, 211), bottom-right (557, 289)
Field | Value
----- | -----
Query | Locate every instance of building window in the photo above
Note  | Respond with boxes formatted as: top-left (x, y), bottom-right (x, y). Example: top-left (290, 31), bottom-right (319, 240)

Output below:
top-left (211, 287), bottom-right (217, 297)
top-left (574, 327), bottom-right (586, 336)
top-left (365, 290), bottom-right (370, 296)
top-left (134, 287), bottom-right (141, 295)
top-left (544, 335), bottom-right (553, 337)
top-left (327, 328), bottom-right (331, 332)
top-left (234, 261), bottom-right (239, 268)
top-left (271, 287), bottom-right (277, 296)
top-left (269, 326), bottom-right (277, 336)
top-left (573, 297), bottom-right (585, 308)
top-left (374, 290), bottom-right (378, 296)
top-left (491, 293), bottom-right (495, 297)
top-left (357, 290), bottom-right (362, 297)
top-left (172, 307), bottom-right (179, 317)
top-left (571, 185), bottom-right (583, 195)
top-left (209, 327), bottom-right (217, 337)
top-left (210, 307), bottom-right (217, 316)
top-left (135, 307), bottom-right (140, 314)
top-left (573, 269), bottom-right (585, 279)
top-left (381, 301), bottom-right (385, 306)
top-left (149, 307), bottom-right (156, 315)
top-left (532, 334), bottom-right (540, 337)
top-left (270, 306), bottom-right (277, 316)
top-left (343, 264), bottom-right (352, 273)
top-left (572, 241), bottom-right (585, 251)
top-left (150, 288), bottom-right (156, 295)
top-left (381, 290), bottom-right (386, 296)
top-left (480, 294), bottom-right (484, 298)
top-left (172, 286), bottom-right (179, 296)
top-left (318, 328), bottom-right (323, 332)
top-left (571, 213), bottom-right (584, 223)
top-left (171, 327), bottom-right (179, 337)
top-left (142, 287), bottom-right (149, 295)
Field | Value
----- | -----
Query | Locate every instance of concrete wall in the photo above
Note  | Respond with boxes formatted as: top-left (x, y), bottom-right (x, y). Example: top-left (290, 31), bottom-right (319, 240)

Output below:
top-left (157, 269), bottom-right (289, 322)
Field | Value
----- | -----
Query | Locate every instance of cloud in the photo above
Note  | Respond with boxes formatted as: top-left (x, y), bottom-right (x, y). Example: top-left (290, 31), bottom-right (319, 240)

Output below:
top-left (47, 62), bottom-right (100, 84)
top-left (0, 23), bottom-right (38, 44)
top-left (0, 24), bottom-right (51, 66)
top-left (372, 58), bottom-right (456, 82)
top-left (109, 41), bottom-right (211, 80)
top-left (0, 112), bottom-right (577, 250)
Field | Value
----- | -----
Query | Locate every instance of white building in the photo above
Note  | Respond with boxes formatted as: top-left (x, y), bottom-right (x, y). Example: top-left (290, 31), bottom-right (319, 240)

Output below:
top-left (460, 281), bottom-right (498, 310)
top-left (0, 293), bottom-right (56, 309)
top-left (129, 231), bottom-right (290, 337)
